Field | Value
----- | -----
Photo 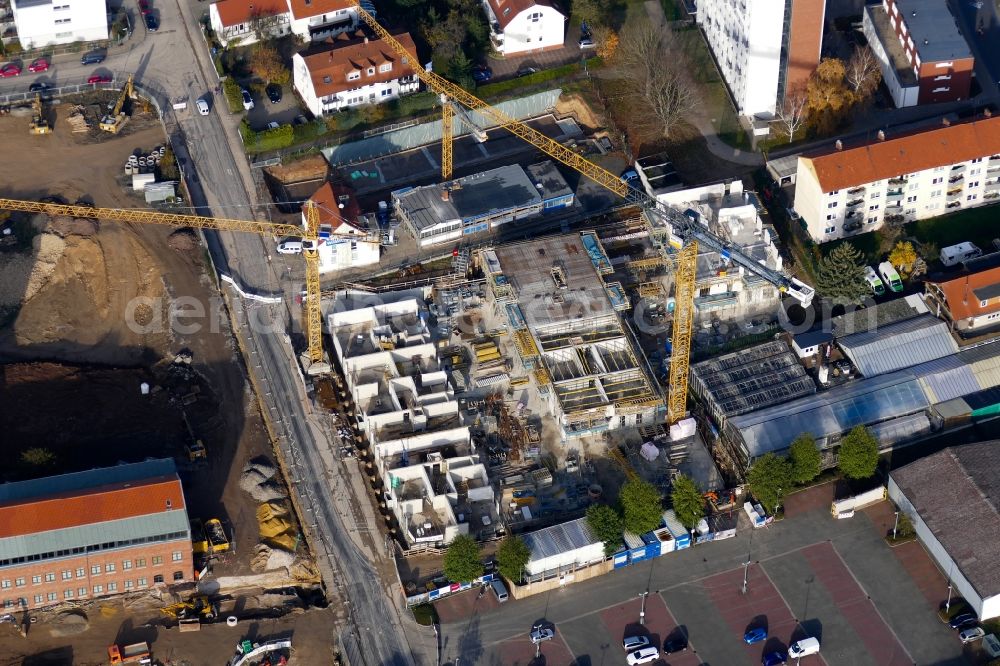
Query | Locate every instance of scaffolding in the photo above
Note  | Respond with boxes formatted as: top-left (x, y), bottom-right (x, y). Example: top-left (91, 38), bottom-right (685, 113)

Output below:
top-left (639, 282), bottom-right (666, 299)
top-left (513, 329), bottom-right (540, 359)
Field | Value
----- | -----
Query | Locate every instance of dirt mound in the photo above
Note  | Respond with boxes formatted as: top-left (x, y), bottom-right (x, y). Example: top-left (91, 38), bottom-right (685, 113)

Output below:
top-left (168, 228), bottom-right (199, 252)
top-left (46, 610), bottom-right (89, 638)
top-left (0, 233), bottom-right (66, 308)
top-left (48, 215), bottom-right (99, 238)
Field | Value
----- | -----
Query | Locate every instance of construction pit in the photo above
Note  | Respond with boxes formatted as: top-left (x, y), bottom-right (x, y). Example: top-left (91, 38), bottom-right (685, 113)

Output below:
top-left (0, 105), bottom-right (338, 663)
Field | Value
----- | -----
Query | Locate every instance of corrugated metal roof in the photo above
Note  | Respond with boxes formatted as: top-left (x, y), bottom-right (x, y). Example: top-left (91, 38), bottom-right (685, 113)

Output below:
top-left (522, 517), bottom-right (600, 559)
top-left (838, 315), bottom-right (957, 377)
top-left (0, 459), bottom-right (177, 503)
top-left (912, 354), bottom-right (981, 403)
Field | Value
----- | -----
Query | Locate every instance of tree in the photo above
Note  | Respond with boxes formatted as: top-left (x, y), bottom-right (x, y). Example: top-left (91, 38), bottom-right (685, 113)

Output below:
top-left (788, 433), bottom-right (821, 485)
top-left (20, 447), bottom-right (55, 467)
top-left (888, 241), bottom-right (917, 277)
top-left (776, 85), bottom-right (809, 144)
top-left (747, 453), bottom-right (793, 515)
top-left (670, 474), bottom-right (705, 530)
top-left (592, 25), bottom-right (619, 60)
top-left (618, 478), bottom-right (663, 535)
top-left (816, 242), bottom-right (869, 304)
top-left (572, 0), bottom-right (604, 25)
top-left (247, 6), bottom-right (285, 42)
top-left (250, 43), bottom-right (289, 86)
top-left (586, 504), bottom-right (624, 556)
top-left (157, 146), bottom-right (179, 181)
top-left (442, 534), bottom-right (483, 583)
top-left (495, 536), bottom-right (531, 583)
top-left (845, 45), bottom-right (881, 100)
top-left (838, 426), bottom-right (879, 480)
top-left (615, 21), bottom-right (697, 139)
top-left (805, 58), bottom-right (855, 135)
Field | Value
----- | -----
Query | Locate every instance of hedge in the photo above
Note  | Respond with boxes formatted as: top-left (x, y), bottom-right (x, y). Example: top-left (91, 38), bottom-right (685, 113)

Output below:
top-left (223, 78), bottom-right (244, 114)
top-left (475, 58), bottom-right (601, 98)
top-left (240, 122), bottom-right (294, 153)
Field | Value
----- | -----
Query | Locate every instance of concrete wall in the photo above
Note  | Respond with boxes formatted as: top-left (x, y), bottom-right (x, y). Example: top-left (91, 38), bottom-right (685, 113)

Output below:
top-left (511, 558), bottom-right (613, 599)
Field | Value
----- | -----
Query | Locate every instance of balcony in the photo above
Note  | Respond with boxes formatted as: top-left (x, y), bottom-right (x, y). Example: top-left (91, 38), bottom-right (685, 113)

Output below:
top-left (885, 199), bottom-right (902, 209)
top-left (985, 180), bottom-right (1000, 193)
top-left (951, 163), bottom-right (967, 174)
top-left (947, 185), bottom-right (964, 197)
top-left (886, 188), bottom-right (903, 198)
top-left (888, 176), bottom-right (908, 186)
top-left (843, 220), bottom-right (863, 233)
top-left (847, 186), bottom-right (866, 196)
top-left (846, 198), bottom-right (865, 209)
top-left (946, 200), bottom-right (962, 209)
top-left (948, 174), bottom-right (964, 185)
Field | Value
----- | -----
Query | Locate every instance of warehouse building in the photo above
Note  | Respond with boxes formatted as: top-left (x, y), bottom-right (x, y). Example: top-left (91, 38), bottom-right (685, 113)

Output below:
top-left (889, 441), bottom-right (1000, 621)
top-left (0, 459), bottom-right (192, 611)
top-left (836, 314), bottom-right (958, 377)
top-left (393, 162), bottom-right (573, 247)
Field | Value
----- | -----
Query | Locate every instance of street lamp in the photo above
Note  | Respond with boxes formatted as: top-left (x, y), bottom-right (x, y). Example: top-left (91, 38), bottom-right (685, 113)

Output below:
top-left (892, 511), bottom-right (900, 540)
top-left (945, 562), bottom-right (955, 613)
top-left (742, 527), bottom-right (754, 595)
top-left (639, 590), bottom-right (649, 625)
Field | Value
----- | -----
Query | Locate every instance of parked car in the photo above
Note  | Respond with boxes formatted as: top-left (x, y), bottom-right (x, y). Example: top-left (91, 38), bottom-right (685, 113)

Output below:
top-left (241, 89), bottom-right (254, 110)
top-left (529, 626), bottom-right (554, 644)
top-left (293, 114), bottom-right (308, 125)
top-left (950, 613), bottom-right (978, 630)
top-left (626, 646), bottom-right (660, 665)
top-left (27, 58), bottom-right (49, 73)
top-left (81, 52), bottom-right (105, 65)
top-left (28, 81), bottom-right (52, 92)
top-left (620, 168), bottom-right (640, 184)
top-left (266, 121), bottom-right (280, 130)
top-left (196, 97), bottom-right (210, 115)
top-left (579, 37), bottom-right (595, 49)
top-left (145, 14), bottom-right (158, 31)
top-left (139, 0), bottom-right (151, 13)
top-left (87, 74), bottom-right (112, 84)
top-left (277, 239), bottom-right (303, 254)
top-left (762, 651), bottom-right (788, 666)
top-left (663, 636), bottom-right (688, 653)
top-left (0, 63), bottom-right (21, 78)
top-left (472, 65), bottom-right (492, 83)
top-left (622, 636), bottom-right (650, 651)
top-left (743, 627), bottom-right (768, 645)
top-left (788, 637), bottom-right (820, 657)
top-left (266, 84), bottom-right (282, 104)
top-left (515, 66), bottom-right (538, 77)
top-left (959, 626), bottom-right (985, 644)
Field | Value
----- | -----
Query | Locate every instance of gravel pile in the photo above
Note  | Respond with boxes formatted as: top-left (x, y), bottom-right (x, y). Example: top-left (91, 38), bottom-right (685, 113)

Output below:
top-left (240, 458), bottom-right (287, 501)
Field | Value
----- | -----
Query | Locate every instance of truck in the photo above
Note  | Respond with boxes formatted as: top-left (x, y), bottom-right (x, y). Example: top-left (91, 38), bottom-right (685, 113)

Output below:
top-left (108, 641), bottom-right (150, 664)
top-left (940, 242), bottom-right (982, 267)
top-left (864, 266), bottom-right (885, 296)
top-left (878, 261), bottom-right (903, 293)
top-left (205, 518), bottom-right (230, 553)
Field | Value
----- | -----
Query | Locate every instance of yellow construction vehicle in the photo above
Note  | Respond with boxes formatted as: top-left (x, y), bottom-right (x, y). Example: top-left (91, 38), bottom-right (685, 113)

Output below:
top-left (190, 518), bottom-right (210, 555)
top-left (160, 594), bottom-right (218, 622)
top-left (186, 439), bottom-right (207, 462)
top-left (205, 518), bottom-right (230, 553)
top-left (99, 74), bottom-right (135, 134)
top-left (29, 94), bottom-right (51, 135)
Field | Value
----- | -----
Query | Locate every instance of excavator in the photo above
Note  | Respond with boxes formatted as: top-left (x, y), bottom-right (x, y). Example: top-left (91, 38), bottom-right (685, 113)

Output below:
top-left (29, 94), bottom-right (51, 135)
top-left (99, 74), bottom-right (135, 134)
top-left (160, 594), bottom-right (218, 622)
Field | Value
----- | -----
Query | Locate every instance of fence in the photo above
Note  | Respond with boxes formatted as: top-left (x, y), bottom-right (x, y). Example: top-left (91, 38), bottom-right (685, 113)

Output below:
top-left (0, 79), bottom-right (118, 105)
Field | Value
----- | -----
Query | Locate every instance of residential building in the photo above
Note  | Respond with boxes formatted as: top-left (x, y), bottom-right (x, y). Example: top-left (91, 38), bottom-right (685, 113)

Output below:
top-left (888, 441), bottom-right (1000, 621)
top-left (696, 0), bottom-right (824, 117)
top-left (393, 162), bottom-right (573, 248)
top-left (0, 459), bottom-right (193, 612)
top-left (208, 0), bottom-right (357, 47)
top-left (863, 0), bottom-right (973, 108)
top-left (303, 182), bottom-right (380, 272)
top-left (292, 31), bottom-right (419, 117)
top-left (481, 0), bottom-right (565, 57)
top-left (9, 0), bottom-right (108, 49)
top-left (793, 116), bottom-right (1000, 242)
top-left (926, 264), bottom-right (1000, 339)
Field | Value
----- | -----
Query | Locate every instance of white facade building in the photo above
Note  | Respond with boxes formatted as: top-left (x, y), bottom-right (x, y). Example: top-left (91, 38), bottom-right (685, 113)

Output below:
top-left (11, 0), bottom-right (107, 49)
top-left (696, 0), bottom-right (824, 118)
top-left (303, 182), bottom-right (380, 273)
top-left (481, 0), bottom-right (565, 57)
top-left (292, 31), bottom-right (419, 117)
top-left (794, 117), bottom-right (1000, 243)
top-left (208, 0), bottom-right (356, 47)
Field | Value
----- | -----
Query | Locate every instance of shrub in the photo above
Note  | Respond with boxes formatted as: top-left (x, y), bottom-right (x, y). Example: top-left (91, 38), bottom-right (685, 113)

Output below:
top-left (223, 78), bottom-right (244, 114)
top-left (240, 121), bottom-right (294, 153)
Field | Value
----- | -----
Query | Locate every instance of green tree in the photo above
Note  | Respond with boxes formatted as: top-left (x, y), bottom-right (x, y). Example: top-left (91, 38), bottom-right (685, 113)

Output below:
top-left (816, 242), bottom-right (869, 304)
top-left (20, 447), bottom-right (55, 467)
top-left (495, 535), bottom-right (531, 583)
top-left (618, 479), bottom-right (663, 535)
top-left (586, 504), bottom-right (624, 556)
top-left (747, 453), bottom-right (793, 515)
top-left (788, 433), bottom-right (821, 484)
top-left (838, 426), bottom-right (879, 480)
top-left (888, 241), bottom-right (917, 277)
top-left (442, 534), bottom-right (483, 582)
top-left (670, 474), bottom-right (705, 530)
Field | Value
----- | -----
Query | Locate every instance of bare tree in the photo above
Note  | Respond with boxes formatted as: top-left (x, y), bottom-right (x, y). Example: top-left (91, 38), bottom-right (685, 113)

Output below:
top-left (846, 45), bottom-right (881, 99)
top-left (776, 85), bottom-right (809, 143)
top-left (247, 7), bottom-right (285, 43)
top-left (615, 22), bottom-right (697, 139)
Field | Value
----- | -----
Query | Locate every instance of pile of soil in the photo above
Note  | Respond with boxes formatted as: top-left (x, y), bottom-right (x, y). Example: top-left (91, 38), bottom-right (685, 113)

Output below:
top-left (168, 228), bottom-right (199, 252)
top-left (48, 215), bottom-right (99, 238)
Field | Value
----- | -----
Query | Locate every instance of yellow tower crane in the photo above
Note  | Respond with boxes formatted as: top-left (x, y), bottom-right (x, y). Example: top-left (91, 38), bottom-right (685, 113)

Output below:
top-left (100, 74), bottom-right (135, 134)
top-left (0, 198), bottom-right (328, 370)
top-left (349, 3), bottom-right (815, 424)
top-left (439, 95), bottom-right (489, 180)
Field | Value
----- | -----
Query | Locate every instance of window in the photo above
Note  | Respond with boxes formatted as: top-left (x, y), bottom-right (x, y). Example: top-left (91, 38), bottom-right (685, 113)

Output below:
top-left (971, 168), bottom-right (981, 176)
top-left (105, 563), bottom-right (116, 573)
top-left (379, 63), bottom-right (391, 73)
top-left (76, 568), bottom-right (85, 578)
top-left (45, 573), bottom-right (55, 583)
top-left (0, 581), bottom-right (8, 589)
top-left (826, 213), bottom-right (835, 220)
top-left (828, 190), bottom-right (839, 196)
top-left (824, 226), bottom-right (836, 234)
top-left (970, 181), bottom-right (980, 188)
top-left (934, 166), bottom-right (946, 173)
top-left (870, 192), bottom-right (880, 199)
top-left (967, 194), bottom-right (977, 201)
top-left (124, 580), bottom-right (133, 590)
top-left (381, 88), bottom-right (392, 97)
top-left (908, 183), bottom-right (918, 191)
top-left (173, 571), bottom-right (185, 581)
top-left (972, 157), bottom-right (983, 163)
top-left (171, 552), bottom-right (183, 562)
top-left (931, 190), bottom-right (942, 197)
top-left (827, 202), bottom-right (838, 209)
top-left (31, 575), bottom-right (40, 585)
top-left (528, 11), bottom-right (541, 20)
top-left (53, 17), bottom-right (71, 23)
top-left (46, 592), bottom-right (56, 602)
top-left (15, 578), bottom-right (24, 587)
top-left (868, 204), bottom-right (879, 211)
top-left (152, 556), bottom-right (163, 566)
top-left (135, 559), bottom-right (146, 568)
top-left (33, 595), bottom-right (42, 604)
top-left (93, 585), bottom-right (103, 594)
top-left (153, 575), bottom-right (164, 584)
top-left (932, 177), bottom-right (943, 184)
top-left (137, 577), bottom-right (148, 588)
top-left (123, 561), bottom-right (132, 571)
top-left (91, 565), bottom-right (101, 575)
top-left (906, 195), bottom-right (917, 203)
top-left (61, 571), bottom-right (71, 581)
top-left (347, 71), bottom-right (360, 81)
top-left (64, 590), bottom-right (74, 599)
top-left (867, 216), bottom-right (878, 224)
top-left (108, 582), bottom-right (118, 592)
top-left (904, 208), bottom-right (916, 215)
top-left (981, 300), bottom-right (989, 307)
top-left (366, 67), bottom-right (375, 76)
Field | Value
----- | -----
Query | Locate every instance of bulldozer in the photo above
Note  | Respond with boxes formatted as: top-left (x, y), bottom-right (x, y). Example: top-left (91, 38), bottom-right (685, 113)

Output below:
top-left (29, 94), bottom-right (51, 135)
top-left (160, 594), bottom-right (218, 622)
top-left (99, 74), bottom-right (135, 134)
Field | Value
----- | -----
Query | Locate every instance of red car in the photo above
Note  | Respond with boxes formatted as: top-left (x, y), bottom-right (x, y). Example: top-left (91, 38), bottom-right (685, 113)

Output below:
top-left (87, 74), bottom-right (112, 84)
top-left (139, 0), bottom-right (150, 13)
top-left (0, 63), bottom-right (21, 78)
top-left (27, 58), bottom-right (49, 73)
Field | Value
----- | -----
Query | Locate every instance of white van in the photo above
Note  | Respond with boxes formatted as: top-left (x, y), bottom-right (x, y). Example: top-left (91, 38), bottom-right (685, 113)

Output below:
top-left (789, 637), bottom-right (820, 657)
top-left (196, 98), bottom-right (210, 115)
top-left (864, 266), bottom-right (885, 296)
top-left (878, 261), bottom-right (903, 293)
top-left (490, 579), bottom-right (508, 602)
top-left (277, 239), bottom-right (303, 254)
top-left (940, 242), bottom-right (982, 267)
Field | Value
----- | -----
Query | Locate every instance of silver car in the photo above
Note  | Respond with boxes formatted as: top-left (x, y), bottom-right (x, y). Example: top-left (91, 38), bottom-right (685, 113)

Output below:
top-left (622, 635), bottom-right (650, 651)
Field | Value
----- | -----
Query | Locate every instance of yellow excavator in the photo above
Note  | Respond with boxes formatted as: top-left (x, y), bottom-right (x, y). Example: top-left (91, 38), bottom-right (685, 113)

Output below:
top-left (29, 94), bottom-right (51, 135)
top-left (99, 74), bottom-right (134, 134)
top-left (160, 594), bottom-right (218, 622)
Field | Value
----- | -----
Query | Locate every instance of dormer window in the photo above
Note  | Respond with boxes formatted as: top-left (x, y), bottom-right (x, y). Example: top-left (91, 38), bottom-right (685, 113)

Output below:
top-left (367, 66), bottom-right (375, 76)
top-left (347, 71), bottom-right (360, 81)
top-left (379, 62), bottom-right (391, 73)
top-left (502, 6), bottom-right (510, 15)
top-left (528, 11), bottom-right (540, 20)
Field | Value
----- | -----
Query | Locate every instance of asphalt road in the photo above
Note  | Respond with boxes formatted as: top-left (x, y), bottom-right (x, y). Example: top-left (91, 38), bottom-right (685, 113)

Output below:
top-left (0, 6), bottom-right (419, 666)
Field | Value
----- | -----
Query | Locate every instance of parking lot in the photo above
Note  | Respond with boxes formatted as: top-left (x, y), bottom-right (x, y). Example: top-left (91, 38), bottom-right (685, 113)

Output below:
top-left (437, 482), bottom-right (968, 666)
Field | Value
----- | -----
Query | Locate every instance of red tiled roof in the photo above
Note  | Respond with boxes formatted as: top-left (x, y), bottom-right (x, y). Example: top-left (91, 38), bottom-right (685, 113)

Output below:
top-left (309, 181), bottom-right (362, 228)
top-left (802, 116), bottom-right (1000, 192)
top-left (0, 477), bottom-right (185, 538)
top-left (212, 0), bottom-right (289, 28)
top-left (300, 31), bottom-right (416, 99)
top-left (287, 0), bottom-right (351, 19)
top-left (487, 0), bottom-right (558, 30)
top-left (928, 265), bottom-right (1000, 322)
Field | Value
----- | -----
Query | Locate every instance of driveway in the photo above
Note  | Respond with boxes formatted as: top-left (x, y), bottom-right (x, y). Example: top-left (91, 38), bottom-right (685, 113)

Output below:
top-left (245, 84), bottom-right (304, 131)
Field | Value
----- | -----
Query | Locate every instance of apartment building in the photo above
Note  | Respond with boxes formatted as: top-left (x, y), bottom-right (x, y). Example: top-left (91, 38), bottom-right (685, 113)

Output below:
top-left (794, 116), bottom-right (1000, 242)
top-left (0, 459), bottom-right (192, 612)
top-left (863, 0), bottom-right (973, 108)
top-left (292, 31), bottom-right (419, 116)
top-left (481, 0), bottom-right (565, 57)
top-left (209, 0), bottom-right (358, 46)
top-left (696, 0), bottom-right (825, 117)
top-left (9, 0), bottom-right (107, 49)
